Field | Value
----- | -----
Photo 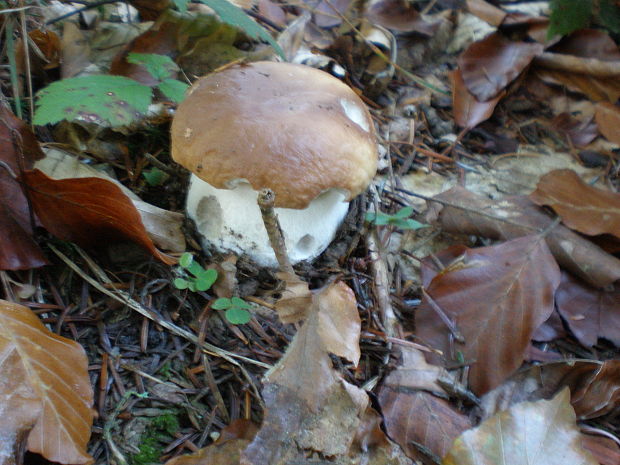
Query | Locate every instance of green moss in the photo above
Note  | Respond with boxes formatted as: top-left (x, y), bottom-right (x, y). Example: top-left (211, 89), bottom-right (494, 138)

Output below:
top-left (131, 414), bottom-right (180, 465)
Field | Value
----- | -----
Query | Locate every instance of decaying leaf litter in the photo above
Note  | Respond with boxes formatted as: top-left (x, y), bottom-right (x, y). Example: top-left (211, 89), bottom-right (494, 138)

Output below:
top-left (1, 0), bottom-right (620, 464)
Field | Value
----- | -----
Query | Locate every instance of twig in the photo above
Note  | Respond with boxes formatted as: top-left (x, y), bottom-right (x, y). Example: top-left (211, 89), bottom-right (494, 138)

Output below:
top-left (257, 188), bottom-right (295, 274)
top-left (366, 229), bottom-right (398, 339)
top-left (421, 288), bottom-right (465, 344)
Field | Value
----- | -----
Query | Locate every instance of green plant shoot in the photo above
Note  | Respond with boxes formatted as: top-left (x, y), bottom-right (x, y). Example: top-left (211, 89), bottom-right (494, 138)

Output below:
top-left (173, 252), bottom-right (217, 292)
top-left (365, 206), bottom-right (428, 230)
top-left (212, 297), bottom-right (252, 324)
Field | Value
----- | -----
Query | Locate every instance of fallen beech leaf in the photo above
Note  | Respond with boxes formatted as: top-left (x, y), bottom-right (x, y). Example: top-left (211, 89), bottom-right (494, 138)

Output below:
top-left (273, 271), bottom-right (312, 323)
top-left (466, 0), bottom-right (506, 27)
top-left (444, 389), bottom-right (597, 465)
top-left (555, 272), bottom-right (620, 347)
top-left (34, 148), bottom-right (186, 253)
top-left (550, 29), bottom-right (620, 61)
top-left (21, 169), bottom-right (175, 264)
top-left (530, 169), bottom-right (620, 239)
top-left (0, 300), bottom-right (93, 464)
top-left (426, 186), bottom-right (620, 287)
top-left (365, 0), bottom-right (437, 35)
top-left (534, 62), bottom-right (620, 102)
top-left (416, 235), bottom-right (560, 394)
top-left (378, 348), bottom-right (471, 462)
top-left (595, 101), bottom-right (620, 145)
top-left (128, 0), bottom-right (171, 21)
top-left (551, 112), bottom-right (598, 147)
top-left (0, 105), bottom-right (48, 270)
top-left (479, 360), bottom-right (620, 421)
top-left (241, 282), bottom-right (366, 465)
top-left (458, 32), bottom-right (544, 101)
top-left (314, 0), bottom-right (351, 28)
top-left (165, 439), bottom-right (251, 465)
top-left (451, 69), bottom-right (503, 129)
top-left (581, 434), bottom-right (620, 465)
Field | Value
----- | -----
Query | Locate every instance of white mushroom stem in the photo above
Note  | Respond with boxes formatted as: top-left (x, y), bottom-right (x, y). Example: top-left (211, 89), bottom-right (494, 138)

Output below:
top-left (186, 175), bottom-right (350, 267)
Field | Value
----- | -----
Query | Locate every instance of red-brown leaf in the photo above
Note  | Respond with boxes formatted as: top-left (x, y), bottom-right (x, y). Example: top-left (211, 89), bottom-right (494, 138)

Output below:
top-left (0, 300), bottom-right (93, 464)
top-left (378, 348), bottom-right (471, 462)
top-left (451, 69), bottom-right (503, 129)
top-left (458, 32), bottom-right (544, 101)
top-left (0, 105), bottom-right (48, 270)
top-left (595, 101), bottom-right (620, 145)
top-left (21, 169), bottom-right (175, 264)
top-left (530, 169), bottom-right (620, 238)
top-left (416, 235), bottom-right (561, 395)
top-left (555, 272), bottom-right (620, 347)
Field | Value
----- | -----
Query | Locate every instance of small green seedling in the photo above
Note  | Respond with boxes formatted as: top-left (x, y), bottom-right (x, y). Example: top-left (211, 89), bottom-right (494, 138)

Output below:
top-left (365, 206), bottom-right (428, 230)
top-left (142, 167), bottom-right (169, 186)
top-left (212, 297), bottom-right (252, 324)
top-left (173, 252), bottom-right (217, 292)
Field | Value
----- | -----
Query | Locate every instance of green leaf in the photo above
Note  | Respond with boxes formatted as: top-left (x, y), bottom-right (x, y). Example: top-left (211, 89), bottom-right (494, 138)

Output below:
top-left (174, 278), bottom-right (189, 290)
top-left (392, 206), bottom-right (414, 219)
top-left (599, 0), bottom-right (620, 33)
top-left (548, 0), bottom-right (592, 38)
top-left (197, 0), bottom-right (285, 59)
top-left (393, 218), bottom-right (428, 230)
top-left (187, 260), bottom-right (206, 278)
top-left (195, 268), bottom-right (218, 291)
top-left (33, 75), bottom-right (152, 127)
top-left (225, 307), bottom-right (251, 324)
top-left (212, 297), bottom-right (232, 310)
top-left (179, 252), bottom-right (194, 268)
top-left (231, 297), bottom-right (252, 309)
top-left (142, 167), bottom-right (169, 186)
top-left (365, 211), bottom-right (391, 225)
top-left (127, 52), bottom-right (179, 82)
top-left (157, 79), bottom-right (189, 103)
top-left (172, 0), bottom-right (189, 13)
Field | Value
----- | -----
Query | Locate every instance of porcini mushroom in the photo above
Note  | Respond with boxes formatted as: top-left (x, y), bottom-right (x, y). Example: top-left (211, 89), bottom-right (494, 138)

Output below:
top-left (171, 61), bottom-right (377, 266)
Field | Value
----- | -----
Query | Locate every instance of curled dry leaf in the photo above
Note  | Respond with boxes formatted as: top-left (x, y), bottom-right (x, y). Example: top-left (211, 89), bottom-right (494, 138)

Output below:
top-left (427, 186), bottom-right (620, 287)
top-left (0, 105), bottom-right (48, 270)
top-left (451, 69), bottom-right (503, 129)
top-left (416, 235), bottom-right (560, 395)
top-left (365, 0), bottom-right (437, 35)
top-left (555, 272), bottom-right (620, 347)
top-left (273, 271), bottom-right (312, 323)
top-left (444, 389), bottom-right (598, 465)
top-left (595, 101), bottom-right (620, 145)
top-left (378, 348), bottom-right (471, 463)
top-left (458, 32), bottom-right (544, 101)
top-left (479, 360), bottom-right (620, 421)
top-left (241, 282), bottom-right (365, 465)
top-left (34, 148), bottom-right (186, 253)
top-left (466, 0), bottom-right (506, 27)
top-left (0, 300), bottom-right (93, 464)
top-left (21, 169), bottom-right (176, 264)
top-left (530, 169), bottom-right (620, 239)
top-left (581, 434), bottom-right (620, 465)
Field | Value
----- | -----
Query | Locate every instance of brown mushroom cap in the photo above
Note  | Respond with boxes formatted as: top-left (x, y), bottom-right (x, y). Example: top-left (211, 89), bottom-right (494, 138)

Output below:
top-left (171, 61), bottom-right (377, 209)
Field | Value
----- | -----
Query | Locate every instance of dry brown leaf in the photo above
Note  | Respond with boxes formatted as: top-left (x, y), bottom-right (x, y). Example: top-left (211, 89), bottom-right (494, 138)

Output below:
top-left (426, 186), bottom-right (620, 287)
top-left (241, 282), bottom-right (365, 465)
top-left (555, 272), bottom-right (620, 347)
top-left (0, 104), bottom-right (48, 270)
top-left (0, 300), bottom-right (93, 464)
top-left (444, 389), bottom-right (597, 465)
top-left (550, 29), bottom-right (620, 61)
top-left (466, 0), bottom-right (506, 27)
top-left (530, 169), bottom-right (620, 239)
top-left (581, 434), bottom-right (620, 465)
top-left (365, 0), bottom-right (437, 35)
top-left (416, 235), bottom-right (560, 395)
top-left (451, 69), bottom-right (503, 129)
top-left (378, 348), bottom-right (471, 463)
top-left (458, 32), bottom-right (544, 101)
top-left (273, 271), bottom-right (312, 323)
top-left (21, 169), bottom-right (175, 264)
top-left (534, 67), bottom-right (620, 103)
top-left (595, 102), bottom-right (620, 146)
top-left (550, 113), bottom-right (598, 147)
top-left (165, 439), bottom-right (250, 465)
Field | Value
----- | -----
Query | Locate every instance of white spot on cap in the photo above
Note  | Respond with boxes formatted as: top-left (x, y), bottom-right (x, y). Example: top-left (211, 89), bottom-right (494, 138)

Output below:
top-left (340, 99), bottom-right (369, 132)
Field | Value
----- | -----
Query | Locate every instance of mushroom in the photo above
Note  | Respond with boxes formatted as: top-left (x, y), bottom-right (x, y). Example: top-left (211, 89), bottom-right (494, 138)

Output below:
top-left (171, 61), bottom-right (377, 266)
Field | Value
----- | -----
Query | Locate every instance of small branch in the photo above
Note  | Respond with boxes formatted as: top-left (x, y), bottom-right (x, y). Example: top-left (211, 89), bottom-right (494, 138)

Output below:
top-left (257, 188), bottom-right (295, 274)
top-left (366, 230), bottom-right (398, 339)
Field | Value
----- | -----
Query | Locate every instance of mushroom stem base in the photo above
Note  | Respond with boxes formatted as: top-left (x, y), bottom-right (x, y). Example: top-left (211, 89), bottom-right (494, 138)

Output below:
top-left (186, 175), bottom-right (350, 267)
